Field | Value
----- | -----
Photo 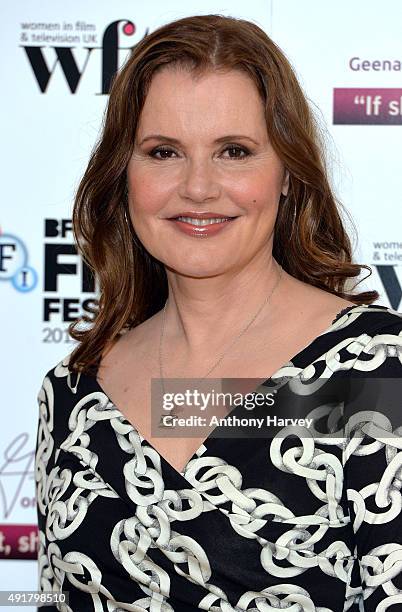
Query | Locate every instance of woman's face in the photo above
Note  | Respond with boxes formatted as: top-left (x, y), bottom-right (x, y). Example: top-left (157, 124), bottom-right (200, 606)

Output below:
top-left (127, 66), bottom-right (289, 277)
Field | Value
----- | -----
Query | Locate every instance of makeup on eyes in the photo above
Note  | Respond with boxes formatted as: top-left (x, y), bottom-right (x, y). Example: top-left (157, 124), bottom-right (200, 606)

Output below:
top-left (148, 144), bottom-right (252, 161)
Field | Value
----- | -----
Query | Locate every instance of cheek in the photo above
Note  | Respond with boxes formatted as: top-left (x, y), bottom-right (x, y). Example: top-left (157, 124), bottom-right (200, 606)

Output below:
top-left (127, 171), bottom-right (167, 216)
top-left (230, 183), bottom-right (281, 215)
top-left (229, 167), bottom-right (284, 205)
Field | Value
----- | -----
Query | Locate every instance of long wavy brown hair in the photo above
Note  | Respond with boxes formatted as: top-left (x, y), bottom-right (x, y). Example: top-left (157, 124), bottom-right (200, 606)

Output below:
top-left (67, 13), bottom-right (379, 376)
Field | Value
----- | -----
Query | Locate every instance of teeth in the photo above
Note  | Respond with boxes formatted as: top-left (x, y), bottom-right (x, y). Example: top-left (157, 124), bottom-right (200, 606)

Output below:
top-left (176, 216), bottom-right (231, 226)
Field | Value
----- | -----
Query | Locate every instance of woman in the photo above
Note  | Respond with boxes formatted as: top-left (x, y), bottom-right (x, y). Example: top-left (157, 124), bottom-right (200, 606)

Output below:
top-left (35, 13), bottom-right (402, 612)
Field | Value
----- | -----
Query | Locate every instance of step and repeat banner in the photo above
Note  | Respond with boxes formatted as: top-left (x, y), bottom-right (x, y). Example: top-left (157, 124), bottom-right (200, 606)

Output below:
top-left (1, 0), bottom-right (401, 598)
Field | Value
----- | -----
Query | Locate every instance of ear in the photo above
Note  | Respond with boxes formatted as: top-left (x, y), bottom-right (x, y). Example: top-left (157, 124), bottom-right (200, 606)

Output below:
top-left (281, 169), bottom-right (289, 197)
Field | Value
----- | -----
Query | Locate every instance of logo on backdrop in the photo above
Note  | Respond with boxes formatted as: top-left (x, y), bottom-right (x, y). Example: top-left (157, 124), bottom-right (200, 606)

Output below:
top-left (333, 57), bottom-right (402, 124)
top-left (372, 242), bottom-right (402, 310)
top-left (0, 227), bottom-right (38, 292)
top-left (20, 19), bottom-right (148, 94)
top-left (43, 218), bottom-right (97, 341)
top-left (333, 88), bottom-right (402, 124)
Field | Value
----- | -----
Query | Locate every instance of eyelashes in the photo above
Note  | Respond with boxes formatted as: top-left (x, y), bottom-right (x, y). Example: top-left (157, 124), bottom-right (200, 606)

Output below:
top-left (148, 144), bottom-right (251, 161)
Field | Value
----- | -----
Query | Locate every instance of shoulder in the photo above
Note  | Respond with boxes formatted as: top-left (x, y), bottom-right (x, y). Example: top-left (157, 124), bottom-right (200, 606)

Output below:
top-left (332, 303), bottom-right (402, 335)
top-left (37, 349), bottom-right (80, 401)
top-left (343, 304), bottom-right (402, 376)
top-left (36, 349), bottom-right (95, 448)
top-left (355, 303), bottom-right (402, 340)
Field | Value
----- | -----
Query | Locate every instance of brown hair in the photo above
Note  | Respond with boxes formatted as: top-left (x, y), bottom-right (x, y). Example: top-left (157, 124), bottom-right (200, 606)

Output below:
top-left (67, 13), bottom-right (379, 376)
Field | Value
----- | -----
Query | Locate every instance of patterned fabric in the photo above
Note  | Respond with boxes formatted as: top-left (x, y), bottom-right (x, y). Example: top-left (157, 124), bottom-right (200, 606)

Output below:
top-left (35, 303), bottom-right (402, 611)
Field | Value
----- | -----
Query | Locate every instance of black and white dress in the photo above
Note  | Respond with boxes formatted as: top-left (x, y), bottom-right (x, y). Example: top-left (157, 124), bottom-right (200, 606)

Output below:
top-left (35, 303), bottom-right (402, 611)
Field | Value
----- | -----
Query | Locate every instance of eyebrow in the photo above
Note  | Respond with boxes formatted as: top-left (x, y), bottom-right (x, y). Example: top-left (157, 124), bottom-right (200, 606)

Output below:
top-left (138, 134), bottom-right (260, 146)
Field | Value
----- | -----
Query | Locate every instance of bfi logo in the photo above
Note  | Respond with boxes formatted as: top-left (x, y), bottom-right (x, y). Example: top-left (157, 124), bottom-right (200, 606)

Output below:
top-left (43, 218), bottom-right (97, 322)
top-left (0, 228), bottom-right (37, 292)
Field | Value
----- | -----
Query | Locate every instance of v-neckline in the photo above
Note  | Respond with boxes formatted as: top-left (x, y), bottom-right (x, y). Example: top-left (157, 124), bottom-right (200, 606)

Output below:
top-left (88, 303), bottom-right (369, 480)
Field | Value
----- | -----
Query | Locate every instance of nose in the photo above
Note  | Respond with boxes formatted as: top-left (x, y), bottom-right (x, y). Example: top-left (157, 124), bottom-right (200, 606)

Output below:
top-left (178, 157), bottom-right (220, 202)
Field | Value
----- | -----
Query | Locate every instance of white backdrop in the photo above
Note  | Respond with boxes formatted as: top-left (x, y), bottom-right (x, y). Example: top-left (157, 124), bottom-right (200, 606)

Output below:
top-left (1, 0), bottom-right (401, 599)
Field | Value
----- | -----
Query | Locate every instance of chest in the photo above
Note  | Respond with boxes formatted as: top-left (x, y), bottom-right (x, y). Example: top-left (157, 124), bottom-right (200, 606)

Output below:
top-left (95, 306), bottom-right (336, 474)
top-left (97, 336), bottom-right (298, 473)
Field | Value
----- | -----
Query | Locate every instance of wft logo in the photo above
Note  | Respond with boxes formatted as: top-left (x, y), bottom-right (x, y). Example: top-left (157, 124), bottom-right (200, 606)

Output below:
top-left (373, 264), bottom-right (402, 310)
top-left (0, 227), bottom-right (38, 292)
top-left (20, 19), bottom-right (148, 94)
top-left (372, 241), bottom-right (402, 309)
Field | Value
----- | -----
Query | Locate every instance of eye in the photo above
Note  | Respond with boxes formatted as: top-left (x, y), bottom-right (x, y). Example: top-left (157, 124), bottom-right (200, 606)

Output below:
top-left (149, 146), bottom-right (177, 160)
top-left (148, 144), bottom-right (251, 161)
top-left (221, 145), bottom-right (251, 160)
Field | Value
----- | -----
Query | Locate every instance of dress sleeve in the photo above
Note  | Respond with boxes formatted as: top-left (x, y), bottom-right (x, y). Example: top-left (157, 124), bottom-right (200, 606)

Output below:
top-left (344, 322), bottom-right (402, 610)
top-left (34, 372), bottom-right (60, 612)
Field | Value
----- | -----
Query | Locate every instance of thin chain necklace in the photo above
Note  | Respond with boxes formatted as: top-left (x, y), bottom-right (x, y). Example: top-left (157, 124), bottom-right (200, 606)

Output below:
top-left (157, 265), bottom-right (283, 426)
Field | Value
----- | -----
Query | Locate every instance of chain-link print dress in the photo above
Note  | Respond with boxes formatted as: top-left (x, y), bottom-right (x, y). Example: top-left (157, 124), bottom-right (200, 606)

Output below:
top-left (35, 303), bottom-right (402, 611)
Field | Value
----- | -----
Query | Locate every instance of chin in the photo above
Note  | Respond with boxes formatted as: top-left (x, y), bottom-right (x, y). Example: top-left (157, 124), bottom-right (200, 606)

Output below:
top-left (164, 261), bottom-right (229, 278)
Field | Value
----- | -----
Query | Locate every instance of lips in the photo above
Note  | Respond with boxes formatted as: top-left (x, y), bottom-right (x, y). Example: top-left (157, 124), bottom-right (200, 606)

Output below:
top-left (168, 212), bottom-right (237, 219)
top-left (172, 217), bottom-right (234, 226)
top-left (167, 215), bottom-right (239, 238)
top-left (170, 215), bottom-right (236, 221)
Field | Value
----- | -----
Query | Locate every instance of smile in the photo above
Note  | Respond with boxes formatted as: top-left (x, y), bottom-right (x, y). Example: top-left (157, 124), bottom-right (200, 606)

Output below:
top-left (176, 216), bottom-right (232, 225)
top-left (167, 216), bottom-right (239, 237)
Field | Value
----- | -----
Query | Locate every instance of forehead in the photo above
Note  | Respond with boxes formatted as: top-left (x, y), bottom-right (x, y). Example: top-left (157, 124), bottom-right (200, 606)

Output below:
top-left (137, 67), bottom-right (266, 137)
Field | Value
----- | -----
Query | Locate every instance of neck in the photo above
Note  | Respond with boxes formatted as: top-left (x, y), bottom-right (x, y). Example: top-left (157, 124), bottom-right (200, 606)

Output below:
top-left (161, 256), bottom-right (286, 358)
